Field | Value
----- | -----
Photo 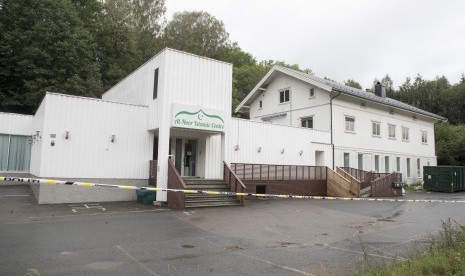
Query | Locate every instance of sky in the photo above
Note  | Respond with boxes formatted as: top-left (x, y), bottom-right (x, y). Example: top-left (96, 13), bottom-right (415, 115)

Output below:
top-left (165, 0), bottom-right (465, 90)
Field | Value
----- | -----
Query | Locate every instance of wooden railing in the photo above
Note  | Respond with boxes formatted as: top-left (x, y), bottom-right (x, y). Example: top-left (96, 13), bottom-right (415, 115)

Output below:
top-left (149, 160), bottom-right (157, 186)
top-left (167, 159), bottom-right (187, 209)
top-left (336, 167), bottom-right (361, 197)
top-left (230, 163), bottom-right (327, 181)
top-left (224, 162), bottom-right (246, 205)
top-left (371, 172), bottom-right (402, 197)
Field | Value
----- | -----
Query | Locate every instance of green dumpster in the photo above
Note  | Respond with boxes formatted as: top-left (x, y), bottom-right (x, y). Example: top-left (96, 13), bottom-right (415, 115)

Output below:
top-left (424, 166), bottom-right (465, 193)
top-left (136, 189), bottom-right (156, 205)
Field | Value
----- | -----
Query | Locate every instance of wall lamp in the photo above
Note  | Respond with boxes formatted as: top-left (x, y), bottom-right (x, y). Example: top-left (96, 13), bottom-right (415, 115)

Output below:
top-left (111, 135), bottom-right (116, 143)
top-left (65, 131), bottom-right (70, 140)
top-left (281, 148), bottom-right (285, 154)
top-left (234, 145), bottom-right (239, 151)
top-left (299, 150), bottom-right (303, 156)
top-left (257, 146), bottom-right (262, 153)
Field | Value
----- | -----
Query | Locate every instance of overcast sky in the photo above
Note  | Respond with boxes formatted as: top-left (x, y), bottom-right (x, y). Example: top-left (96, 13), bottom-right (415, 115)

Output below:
top-left (165, 0), bottom-right (465, 90)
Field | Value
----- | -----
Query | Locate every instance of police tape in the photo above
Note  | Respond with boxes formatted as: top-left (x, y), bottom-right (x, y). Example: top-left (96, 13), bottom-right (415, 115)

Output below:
top-left (2, 176), bottom-right (465, 203)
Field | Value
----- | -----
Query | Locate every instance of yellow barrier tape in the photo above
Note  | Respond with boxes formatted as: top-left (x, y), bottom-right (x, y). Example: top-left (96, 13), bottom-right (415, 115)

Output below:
top-left (2, 176), bottom-right (465, 203)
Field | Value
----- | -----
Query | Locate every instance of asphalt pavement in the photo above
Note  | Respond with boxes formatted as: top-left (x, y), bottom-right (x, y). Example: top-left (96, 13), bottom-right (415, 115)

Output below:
top-left (1, 184), bottom-right (465, 275)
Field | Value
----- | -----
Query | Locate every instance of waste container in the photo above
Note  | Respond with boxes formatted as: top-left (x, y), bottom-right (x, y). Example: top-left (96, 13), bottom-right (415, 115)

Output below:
top-left (136, 189), bottom-right (156, 205)
top-left (424, 166), bottom-right (465, 193)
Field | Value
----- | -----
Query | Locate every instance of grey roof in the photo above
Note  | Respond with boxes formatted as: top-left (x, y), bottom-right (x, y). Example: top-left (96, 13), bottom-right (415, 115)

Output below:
top-left (278, 66), bottom-right (447, 121)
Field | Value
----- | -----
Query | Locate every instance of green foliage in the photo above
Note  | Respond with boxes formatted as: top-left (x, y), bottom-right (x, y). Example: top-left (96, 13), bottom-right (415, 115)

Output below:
top-left (0, 0), bottom-right (102, 114)
top-left (162, 11), bottom-right (230, 60)
top-left (345, 79), bottom-right (362, 89)
top-left (354, 219), bottom-right (465, 276)
top-left (435, 123), bottom-right (465, 166)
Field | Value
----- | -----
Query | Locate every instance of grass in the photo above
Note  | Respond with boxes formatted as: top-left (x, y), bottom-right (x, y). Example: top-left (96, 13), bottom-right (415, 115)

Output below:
top-left (353, 218), bottom-right (465, 275)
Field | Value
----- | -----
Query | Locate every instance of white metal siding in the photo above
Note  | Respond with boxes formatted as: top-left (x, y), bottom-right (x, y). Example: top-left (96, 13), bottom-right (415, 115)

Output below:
top-left (102, 52), bottom-right (164, 106)
top-left (228, 118), bottom-right (331, 166)
top-left (30, 97), bottom-right (47, 176)
top-left (39, 93), bottom-right (150, 179)
top-left (0, 112), bottom-right (33, 136)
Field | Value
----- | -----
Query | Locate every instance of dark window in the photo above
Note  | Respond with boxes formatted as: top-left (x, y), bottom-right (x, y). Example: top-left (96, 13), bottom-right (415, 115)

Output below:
top-left (279, 89), bottom-right (289, 103)
top-left (309, 88), bottom-right (315, 97)
top-left (153, 68), bottom-right (159, 99)
top-left (301, 117), bottom-right (313, 129)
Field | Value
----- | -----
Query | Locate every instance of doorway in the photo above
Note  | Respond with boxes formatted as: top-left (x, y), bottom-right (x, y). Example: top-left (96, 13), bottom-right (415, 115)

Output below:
top-left (315, 151), bottom-right (325, 166)
top-left (170, 138), bottom-right (197, 177)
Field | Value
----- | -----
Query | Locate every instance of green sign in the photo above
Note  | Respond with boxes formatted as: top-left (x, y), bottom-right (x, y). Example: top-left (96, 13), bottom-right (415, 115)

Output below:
top-left (173, 108), bottom-right (225, 132)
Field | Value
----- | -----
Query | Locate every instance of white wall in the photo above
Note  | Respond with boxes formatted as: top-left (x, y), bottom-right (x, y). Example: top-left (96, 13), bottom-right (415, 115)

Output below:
top-left (38, 93), bottom-right (151, 179)
top-left (30, 97), bottom-right (47, 176)
top-left (0, 112), bottom-right (33, 135)
top-left (249, 74), bottom-right (331, 131)
top-left (332, 94), bottom-right (437, 183)
top-left (228, 118), bottom-right (332, 167)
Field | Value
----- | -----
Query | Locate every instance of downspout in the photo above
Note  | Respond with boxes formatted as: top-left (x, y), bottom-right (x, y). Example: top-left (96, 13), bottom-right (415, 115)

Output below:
top-left (330, 91), bottom-right (342, 170)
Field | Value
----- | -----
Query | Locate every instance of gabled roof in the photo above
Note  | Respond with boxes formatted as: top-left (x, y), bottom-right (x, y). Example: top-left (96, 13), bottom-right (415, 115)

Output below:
top-left (235, 66), bottom-right (447, 121)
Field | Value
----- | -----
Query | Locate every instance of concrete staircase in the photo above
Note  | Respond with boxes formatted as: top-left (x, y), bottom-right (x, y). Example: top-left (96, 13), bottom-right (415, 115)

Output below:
top-left (183, 178), bottom-right (242, 208)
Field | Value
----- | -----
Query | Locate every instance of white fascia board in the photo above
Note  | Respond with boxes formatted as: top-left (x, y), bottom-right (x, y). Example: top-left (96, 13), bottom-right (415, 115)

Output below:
top-left (234, 65), bottom-right (332, 113)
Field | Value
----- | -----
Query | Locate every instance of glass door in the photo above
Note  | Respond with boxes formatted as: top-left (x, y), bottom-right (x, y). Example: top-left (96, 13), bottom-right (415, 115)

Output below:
top-left (183, 139), bottom-right (197, 177)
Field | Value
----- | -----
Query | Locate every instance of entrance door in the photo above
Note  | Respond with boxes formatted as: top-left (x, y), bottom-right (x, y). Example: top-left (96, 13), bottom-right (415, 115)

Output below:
top-left (170, 138), bottom-right (197, 177)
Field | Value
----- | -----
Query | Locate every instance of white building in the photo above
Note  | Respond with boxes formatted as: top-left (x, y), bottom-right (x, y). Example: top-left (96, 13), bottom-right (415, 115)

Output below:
top-left (235, 66), bottom-right (446, 184)
top-left (0, 49), bottom-right (331, 204)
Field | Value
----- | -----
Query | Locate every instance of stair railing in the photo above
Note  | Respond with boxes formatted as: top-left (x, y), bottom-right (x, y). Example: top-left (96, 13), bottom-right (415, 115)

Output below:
top-left (223, 161), bottom-right (246, 205)
top-left (167, 158), bottom-right (187, 209)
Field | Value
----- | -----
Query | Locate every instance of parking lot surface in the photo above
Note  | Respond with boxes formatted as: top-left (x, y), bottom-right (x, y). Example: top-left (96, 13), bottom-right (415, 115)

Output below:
top-left (2, 184), bottom-right (465, 275)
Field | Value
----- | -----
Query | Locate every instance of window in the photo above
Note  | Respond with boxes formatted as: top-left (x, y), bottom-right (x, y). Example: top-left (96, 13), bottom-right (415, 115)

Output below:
top-left (0, 134), bottom-right (31, 172)
top-left (388, 124), bottom-right (396, 139)
top-left (402, 126), bottom-right (409, 141)
top-left (358, 153), bottom-right (363, 170)
top-left (301, 117), bottom-right (313, 129)
top-left (421, 131), bottom-right (428, 144)
top-left (153, 68), bottom-right (159, 99)
top-left (345, 116), bottom-right (355, 132)
top-left (385, 156), bottom-right (390, 172)
top-left (309, 88), bottom-right (315, 98)
top-left (407, 158), bottom-right (411, 177)
top-left (372, 121), bottom-right (381, 136)
top-left (396, 157), bottom-right (400, 172)
top-left (344, 153), bottom-right (350, 167)
top-left (259, 100), bottom-right (263, 109)
top-left (375, 155), bottom-right (380, 173)
top-left (417, 158), bottom-right (421, 177)
top-left (279, 89), bottom-right (290, 103)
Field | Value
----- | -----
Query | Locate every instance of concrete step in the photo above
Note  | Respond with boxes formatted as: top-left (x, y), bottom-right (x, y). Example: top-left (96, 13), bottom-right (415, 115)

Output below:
top-left (185, 184), bottom-right (229, 189)
top-left (185, 197), bottom-right (239, 203)
top-left (183, 179), bottom-right (224, 185)
top-left (185, 194), bottom-right (237, 199)
top-left (360, 186), bottom-right (371, 198)
top-left (185, 201), bottom-right (242, 208)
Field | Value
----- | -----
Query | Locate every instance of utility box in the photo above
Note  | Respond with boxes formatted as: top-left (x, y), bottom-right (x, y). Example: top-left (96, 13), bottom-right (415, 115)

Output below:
top-left (423, 166), bottom-right (465, 193)
top-left (136, 190), bottom-right (156, 205)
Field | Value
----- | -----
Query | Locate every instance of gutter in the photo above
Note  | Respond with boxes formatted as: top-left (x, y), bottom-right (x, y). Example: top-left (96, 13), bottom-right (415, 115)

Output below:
top-left (330, 91), bottom-right (342, 170)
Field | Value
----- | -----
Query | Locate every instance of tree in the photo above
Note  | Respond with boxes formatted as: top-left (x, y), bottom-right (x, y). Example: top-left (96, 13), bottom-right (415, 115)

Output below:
top-left (0, 0), bottom-right (102, 114)
top-left (435, 123), bottom-right (465, 165)
top-left (344, 79), bottom-right (362, 89)
top-left (162, 11), bottom-right (230, 60)
top-left (437, 83), bottom-right (465, 124)
top-left (98, 0), bottom-right (166, 91)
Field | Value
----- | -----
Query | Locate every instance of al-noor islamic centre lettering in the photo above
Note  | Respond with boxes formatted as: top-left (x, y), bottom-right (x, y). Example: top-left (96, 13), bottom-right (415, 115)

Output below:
top-left (172, 106), bottom-right (225, 132)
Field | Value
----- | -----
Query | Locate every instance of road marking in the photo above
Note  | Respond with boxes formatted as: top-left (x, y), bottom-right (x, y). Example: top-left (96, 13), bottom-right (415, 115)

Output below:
top-left (0, 194), bottom-right (30, 198)
top-left (27, 209), bottom-right (168, 219)
top-left (69, 203), bottom-right (106, 213)
top-left (115, 245), bottom-right (160, 276)
top-left (200, 237), bottom-right (312, 276)
top-left (327, 246), bottom-right (401, 260)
